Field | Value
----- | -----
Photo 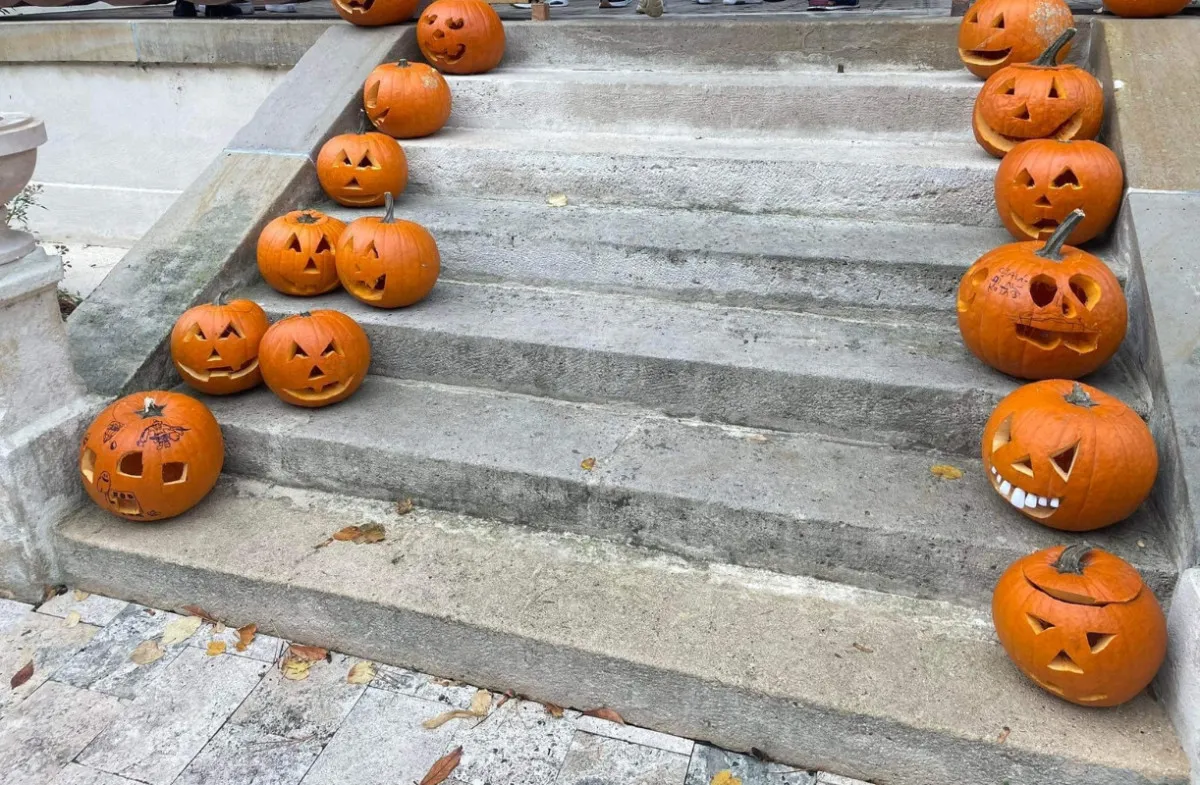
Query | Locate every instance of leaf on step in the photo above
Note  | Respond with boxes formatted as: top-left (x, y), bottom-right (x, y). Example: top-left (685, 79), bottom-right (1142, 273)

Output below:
top-left (181, 605), bottom-right (221, 625)
top-left (852, 642), bottom-right (874, 654)
top-left (332, 525), bottom-right (363, 542)
top-left (130, 640), bottom-right (165, 666)
top-left (347, 661), bottom-right (376, 685)
top-left (10, 660), bottom-right (34, 689)
top-left (546, 193), bottom-right (569, 208)
top-left (582, 707), bottom-right (625, 724)
top-left (997, 725), bottom-right (1011, 744)
top-left (213, 622), bottom-right (226, 635)
top-left (930, 464), bottom-right (964, 480)
top-left (543, 702), bottom-right (565, 718)
top-left (354, 523), bottom-right (386, 544)
top-left (580, 457), bottom-right (596, 471)
top-left (745, 433), bottom-right (769, 443)
top-left (235, 623), bottom-right (257, 652)
top-left (73, 590), bottom-right (90, 602)
top-left (161, 615), bottom-right (204, 646)
top-left (423, 689), bottom-right (492, 729)
top-left (419, 746), bottom-right (463, 785)
top-left (710, 771), bottom-right (742, 785)
top-left (288, 645), bottom-right (329, 662)
top-left (280, 657), bottom-right (312, 681)
top-left (64, 611), bottom-right (82, 628)
top-left (469, 689), bottom-right (492, 715)
top-left (395, 498), bottom-right (415, 516)
top-left (42, 584), bottom-right (66, 604)
top-left (206, 641), bottom-right (227, 656)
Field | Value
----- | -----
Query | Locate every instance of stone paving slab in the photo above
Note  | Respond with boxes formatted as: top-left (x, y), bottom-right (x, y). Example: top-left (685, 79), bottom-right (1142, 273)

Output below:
top-left (0, 611), bottom-right (100, 714)
top-left (686, 744), bottom-right (819, 785)
top-left (373, 664), bottom-right (482, 710)
top-left (0, 681), bottom-right (125, 785)
top-left (231, 652), bottom-right (367, 742)
top-left (0, 597), bottom-right (33, 631)
top-left (36, 592), bottom-right (129, 627)
top-left (50, 764), bottom-right (145, 785)
top-left (450, 699), bottom-right (579, 785)
top-left (174, 722), bottom-right (324, 785)
top-left (557, 731), bottom-right (692, 785)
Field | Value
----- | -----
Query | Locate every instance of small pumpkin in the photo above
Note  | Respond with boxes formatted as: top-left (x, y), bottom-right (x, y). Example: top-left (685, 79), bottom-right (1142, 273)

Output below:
top-left (80, 391), bottom-right (224, 521)
top-left (418, 0), bottom-right (506, 76)
top-left (973, 29), bottom-right (1103, 159)
top-left (256, 210), bottom-right (347, 296)
top-left (992, 544), bottom-right (1167, 707)
top-left (958, 0), bottom-right (1074, 79)
top-left (170, 297), bottom-right (270, 395)
top-left (316, 115), bottom-right (408, 208)
top-left (981, 380), bottom-right (1156, 531)
top-left (1102, 0), bottom-right (1189, 16)
top-left (332, 0), bottom-right (418, 26)
top-left (957, 210), bottom-right (1127, 380)
top-left (336, 193), bottom-right (440, 309)
top-left (364, 60), bottom-right (453, 139)
top-left (259, 310), bottom-right (371, 408)
top-left (995, 139), bottom-right (1123, 245)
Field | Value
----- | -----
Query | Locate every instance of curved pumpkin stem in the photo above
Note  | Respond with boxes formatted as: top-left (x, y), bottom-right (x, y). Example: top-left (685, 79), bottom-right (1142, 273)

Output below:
top-left (357, 110), bottom-right (370, 135)
top-left (213, 286), bottom-right (237, 306)
top-left (383, 192), bottom-right (396, 224)
top-left (397, 59), bottom-right (410, 68)
top-left (1033, 28), bottom-right (1076, 68)
top-left (1036, 209), bottom-right (1086, 261)
top-left (137, 397), bottom-right (166, 419)
top-left (294, 211), bottom-right (321, 225)
top-left (1052, 542), bottom-right (1094, 575)
top-left (1064, 382), bottom-right (1099, 408)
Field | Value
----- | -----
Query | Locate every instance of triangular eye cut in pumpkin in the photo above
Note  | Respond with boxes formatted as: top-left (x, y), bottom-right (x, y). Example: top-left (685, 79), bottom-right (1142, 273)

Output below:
top-left (1052, 167), bottom-right (1081, 188)
top-left (1050, 442), bottom-right (1078, 480)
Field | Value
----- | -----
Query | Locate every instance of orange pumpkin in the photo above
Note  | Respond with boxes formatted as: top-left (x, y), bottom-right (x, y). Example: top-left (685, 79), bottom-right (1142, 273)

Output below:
top-left (259, 310), bottom-right (371, 408)
top-left (957, 210), bottom-right (1127, 380)
top-left (170, 297), bottom-right (270, 395)
top-left (332, 0), bottom-right (418, 26)
top-left (992, 544), bottom-right (1166, 707)
top-left (335, 193), bottom-right (440, 309)
top-left (256, 210), bottom-right (347, 296)
top-left (1103, 0), bottom-right (1189, 16)
top-left (418, 0), bottom-right (506, 76)
top-left (958, 0), bottom-right (1074, 79)
top-left (995, 139), bottom-right (1123, 244)
top-left (316, 117), bottom-right (408, 208)
top-left (973, 29), bottom-right (1103, 158)
top-left (80, 391), bottom-right (224, 521)
top-left (981, 380), bottom-right (1156, 531)
top-left (364, 60), bottom-right (453, 139)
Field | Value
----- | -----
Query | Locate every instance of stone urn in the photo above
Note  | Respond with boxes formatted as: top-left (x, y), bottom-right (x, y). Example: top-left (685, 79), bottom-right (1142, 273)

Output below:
top-left (0, 113), bottom-right (48, 266)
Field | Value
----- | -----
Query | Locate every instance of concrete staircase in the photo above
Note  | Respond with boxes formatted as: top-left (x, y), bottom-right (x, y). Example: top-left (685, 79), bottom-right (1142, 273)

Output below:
top-left (57, 20), bottom-right (1190, 785)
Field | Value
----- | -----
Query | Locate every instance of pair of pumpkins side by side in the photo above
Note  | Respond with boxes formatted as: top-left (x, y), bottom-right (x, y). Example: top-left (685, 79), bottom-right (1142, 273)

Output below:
top-left (332, 0), bottom-right (506, 76)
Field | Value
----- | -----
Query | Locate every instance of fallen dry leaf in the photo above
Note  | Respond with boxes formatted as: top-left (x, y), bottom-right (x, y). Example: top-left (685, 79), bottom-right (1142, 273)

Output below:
top-left (930, 464), bottom-right (964, 480)
top-left (130, 640), bottom-right (165, 666)
top-left (288, 645), bottom-right (329, 662)
top-left (710, 771), bottom-right (742, 785)
top-left (10, 660), bottom-right (34, 689)
top-left (181, 605), bottom-right (219, 624)
top-left (206, 641), bottom-right (227, 656)
top-left (469, 689), bottom-right (491, 714)
top-left (64, 611), bottom-right (82, 628)
top-left (745, 433), bottom-right (769, 443)
top-left (73, 589), bottom-right (90, 602)
top-left (161, 615), bottom-right (204, 646)
top-left (582, 707), bottom-right (625, 724)
top-left (236, 623), bottom-right (257, 652)
top-left (852, 642), bottom-right (875, 654)
top-left (997, 725), bottom-right (1011, 744)
top-left (347, 661), bottom-right (376, 685)
top-left (355, 523), bottom-right (386, 544)
top-left (580, 457), bottom-right (596, 471)
top-left (333, 525), bottom-right (362, 542)
top-left (395, 498), bottom-right (415, 515)
top-left (419, 746), bottom-right (463, 785)
top-left (543, 702), bottom-right (565, 718)
top-left (213, 622), bottom-right (226, 634)
top-left (280, 658), bottom-right (312, 681)
top-left (423, 689), bottom-right (492, 729)
top-left (546, 193), bottom-right (569, 208)
top-left (42, 584), bottom-right (66, 604)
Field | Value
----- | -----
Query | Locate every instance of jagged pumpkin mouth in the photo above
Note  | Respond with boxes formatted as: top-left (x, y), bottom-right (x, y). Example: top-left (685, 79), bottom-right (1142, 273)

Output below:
top-left (430, 43), bottom-right (467, 63)
top-left (976, 108), bottom-right (1086, 153)
top-left (286, 379), bottom-right (351, 401)
top-left (1009, 211), bottom-right (1065, 241)
top-left (1014, 322), bottom-right (1099, 353)
top-left (340, 0), bottom-right (374, 10)
top-left (178, 358), bottom-right (259, 383)
top-left (959, 47), bottom-right (1012, 65)
top-left (987, 461), bottom-right (1060, 520)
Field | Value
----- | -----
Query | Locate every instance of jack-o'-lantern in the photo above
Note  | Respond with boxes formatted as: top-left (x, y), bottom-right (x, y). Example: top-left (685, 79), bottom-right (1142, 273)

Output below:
top-left (257, 210), bottom-right (347, 296)
top-left (170, 297), bottom-right (269, 395)
top-left (973, 29), bottom-right (1104, 158)
top-left (316, 116), bottom-right (408, 208)
top-left (332, 0), bottom-right (418, 26)
top-left (417, 0), bottom-right (505, 76)
top-left (957, 210), bottom-right (1127, 380)
top-left (335, 193), bottom-right (440, 309)
top-left (259, 310), bottom-right (371, 408)
top-left (996, 139), bottom-right (1123, 244)
top-left (364, 60), bottom-right (452, 139)
top-left (1102, 0), bottom-right (1189, 16)
top-left (992, 544), bottom-right (1167, 706)
top-left (981, 380), bottom-right (1156, 531)
top-left (958, 0), bottom-right (1074, 79)
top-left (80, 391), bottom-right (224, 521)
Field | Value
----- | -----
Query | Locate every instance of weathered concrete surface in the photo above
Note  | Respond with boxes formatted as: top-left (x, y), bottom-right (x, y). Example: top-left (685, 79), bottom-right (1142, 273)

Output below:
top-left (0, 680), bottom-right (125, 785)
top-left (55, 480), bottom-right (1190, 785)
top-left (1162, 569), bottom-right (1200, 782)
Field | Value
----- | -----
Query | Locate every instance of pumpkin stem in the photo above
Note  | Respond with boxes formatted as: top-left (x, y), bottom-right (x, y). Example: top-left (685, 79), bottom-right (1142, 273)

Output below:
top-left (397, 59), bottom-right (409, 67)
top-left (357, 110), bottom-right (370, 135)
top-left (383, 192), bottom-right (396, 223)
top-left (1035, 210), bottom-right (1086, 261)
top-left (1063, 382), bottom-right (1099, 408)
top-left (294, 211), bottom-right (321, 225)
top-left (1033, 28), bottom-right (1076, 67)
top-left (137, 396), bottom-right (166, 419)
top-left (1052, 542), bottom-right (1094, 575)
top-left (213, 286), bottom-right (236, 306)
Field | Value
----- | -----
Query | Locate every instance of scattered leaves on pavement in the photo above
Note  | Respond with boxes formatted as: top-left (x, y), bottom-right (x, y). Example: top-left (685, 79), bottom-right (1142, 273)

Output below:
top-left (418, 746), bottom-right (463, 785)
top-left (73, 590), bottom-right (90, 602)
top-left (546, 193), bottom-right (569, 208)
top-left (930, 464), bottom-right (964, 480)
top-left (279, 644), bottom-right (329, 681)
top-left (289, 645), bottom-right (329, 662)
top-left (10, 661), bottom-right (34, 689)
top-left (395, 498), bottom-right (415, 515)
top-left (182, 605), bottom-right (219, 624)
top-left (347, 661), bottom-right (376, 685)
top-left (161, 615), bottom-right (203, 646)
top-left (852, 642), bottom-right (875, 654)
top-left (206, 641), bottom-right (227, 656)
top-left (580, 457), bottom-right (596, 471)
top-left (322, 524), bottom-right (387, 547)
top-left (64, 611), bottom-right (81, 627)
top-left (582, 707), bottom-right (625, 724)
top-left (422, 689), bottom-right (492, 729)
top-left (710, 771), bottom-right (742, 785)
top-left (236, 623), bottom-right (257, 652)
top-left (41, 584), bottom-right (66, 604)
top-left (543, 702), bottom-right (565, 718)
top-left (130, 640), bottom-right (165, 666)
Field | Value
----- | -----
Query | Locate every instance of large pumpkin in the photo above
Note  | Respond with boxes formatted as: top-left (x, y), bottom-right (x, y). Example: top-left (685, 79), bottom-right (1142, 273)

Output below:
top-left (332, 0), bottom-right (418, 26)
top-left (418, 0), bottom-right (505, 76)
top-left (992, 544), bottom-right (1167, 707)
top-left (316, 117), bottom-right (408, 208)
top-left (259, 310), bottom-right (371, 408)
top-left (957, 210), bottom-right (1127, 380)
top-left (957, 0), bottom-right (1074, 79)
top-left (973, 29), bottom-right (1103, 159)
top-left (256, 210), bottom-right (347, 296)
top-left (981, 380), bottom-right (1156, 531)
top-left (170, 297), bottom-right (270, 395)
top-left (335, 193), bottom-right (440, 309)
top-left (364, 60), bottom-right (452, 139)
top-left (995, 139), bottom-right (1123, 245)
top-left (1102, 0), bottom-right (1189, 16)
top-left (80, 391), bottom-right (224, 521)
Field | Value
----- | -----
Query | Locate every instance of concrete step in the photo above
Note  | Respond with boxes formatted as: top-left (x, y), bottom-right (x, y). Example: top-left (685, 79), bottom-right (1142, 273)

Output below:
top-left (244, 280), bottom-right (1149, 456)
top-left (443, 68), bottom-right (981, 138)
top-left (399, 129), bottom-right (1001, 225)
top-left (55, 479), bottom-right (1189, 785)
top-left (196, 377), bottom-right (1173, 606)
top-left (322, 197), bottom-right (1123, 318)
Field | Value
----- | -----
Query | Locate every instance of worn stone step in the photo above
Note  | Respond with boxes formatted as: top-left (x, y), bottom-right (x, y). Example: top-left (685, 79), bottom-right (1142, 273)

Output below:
top-left (244, 281), bottom-right (1148, 456)
top-left (55, 479), bottom-right (1188, 785)
top-left (398, 129), bottom-right (1001, 225)
top-left (442, 68), bottom-right (980, 138)
top-left (195, 378), bottom-right (1172, 606)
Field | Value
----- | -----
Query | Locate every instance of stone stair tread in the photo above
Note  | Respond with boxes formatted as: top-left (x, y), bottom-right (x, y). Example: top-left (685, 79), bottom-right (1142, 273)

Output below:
top-left (465, 65), bottom-right (982, 85)
top-left (200, 376), bottom-right (1174, 604)
top-left (56, 479), bottom-right (1190, 785)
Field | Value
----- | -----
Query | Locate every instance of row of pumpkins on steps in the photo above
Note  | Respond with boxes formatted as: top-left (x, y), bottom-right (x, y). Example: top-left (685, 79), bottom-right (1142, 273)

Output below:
top-left (957, 1), bottom-right (1171, 710)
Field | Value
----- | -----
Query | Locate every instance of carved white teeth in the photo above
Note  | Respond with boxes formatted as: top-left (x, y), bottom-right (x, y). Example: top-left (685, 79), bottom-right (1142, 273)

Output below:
top-left (1050, 498), bottom-right (1060, 508)
top-left (986, 463), bottom-right (1061, 511)
top-left (1010, 488), bottom-right (1027, 508)
top-left (1038, 497), bottom-right (1048, 507)
top-left (999, 480), bottom-right (1013, 495)
top-left (1024, 493), bottom-right (1038, 509)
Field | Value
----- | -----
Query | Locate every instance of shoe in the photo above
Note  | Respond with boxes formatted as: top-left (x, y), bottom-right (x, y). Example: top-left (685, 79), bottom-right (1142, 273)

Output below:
top-left (723, 0), bottom-right (764, 5)
top-left (695, 0), bottom-right (713, 4)
top-left (601, 0), bottom-right (631, 6)
top-left (265, 2), bottom-right (297, 10)
top-left (173, 0), bottom-right (197, 15)
top-left (204, 1), bottom-right (253, 15)
top-left (638, 0), bottom-right (663, 13)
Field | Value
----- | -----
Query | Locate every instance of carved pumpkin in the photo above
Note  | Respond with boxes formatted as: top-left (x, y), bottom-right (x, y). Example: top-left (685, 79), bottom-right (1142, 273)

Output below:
top-left (1102, 0), bottom-right (1189, 16)
top-left (982, 380), bottom-right (1156, 531)
top-left (259, 310), bottom-right (371, 408)
top-left (417, 0), bottom-right (506, 76)
top-left (80, 391), bottom-right (224, 521)
top-left (995, 139), bottom-right (1123, 244)
top-left (364, 60), bottom-right (452, 139)
top-left (316, 117), bottom-right (408, 208)
top-left (973, 29), bottom-right (1103, 159)
top-left (958, 0), bottom-right (1074, 79)
top-left (335, 193), bottom-right (440, 309)
top-left (170, 297), bottom-right (270, 395)
top-left (992, 544), bottom-right (1167, 706)
top-left (332, 0), bottom-right (418, 26)
top-left (957, 210), bottom-right (1127, 380)
top-left (256, 210), bottom-right (347, 296)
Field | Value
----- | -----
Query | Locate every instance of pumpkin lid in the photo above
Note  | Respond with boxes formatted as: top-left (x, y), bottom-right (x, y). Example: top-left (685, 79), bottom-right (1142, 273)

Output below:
top-left (1022, 544), bottom-right (1144, 605)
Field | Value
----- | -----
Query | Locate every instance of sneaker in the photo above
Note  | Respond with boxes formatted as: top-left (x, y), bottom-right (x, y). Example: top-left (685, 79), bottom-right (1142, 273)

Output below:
top-left (600, 0), bottom-right (631, 6)
top-left (637, 0), bottom-right (663, 13)
top-left (173, 0), bottom-right (197, 15)
top-left (695, 0), bottom-right (713, 4)
top-left (723, 0), bottom-right (763, 5)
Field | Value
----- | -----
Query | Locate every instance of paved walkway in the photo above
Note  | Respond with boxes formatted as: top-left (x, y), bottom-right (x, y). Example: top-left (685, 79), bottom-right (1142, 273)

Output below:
top-left (0, 592), bottom-right (869, 785)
